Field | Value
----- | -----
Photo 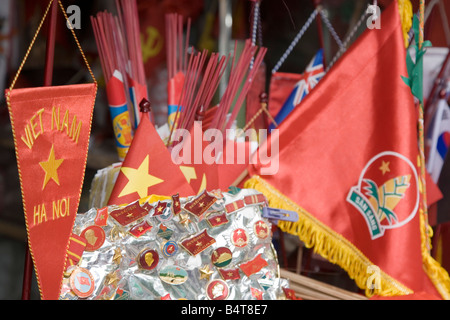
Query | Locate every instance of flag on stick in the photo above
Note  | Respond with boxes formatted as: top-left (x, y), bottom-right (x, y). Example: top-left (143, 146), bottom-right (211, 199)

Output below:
top-left (245, 1), bottom-right (450, 299)
top-left (108, 99), bottom-right (194, 206)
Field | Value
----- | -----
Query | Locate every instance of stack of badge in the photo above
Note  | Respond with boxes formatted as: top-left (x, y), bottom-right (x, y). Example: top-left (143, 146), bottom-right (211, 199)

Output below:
top-left (60, 188), bottom-right (293, 300)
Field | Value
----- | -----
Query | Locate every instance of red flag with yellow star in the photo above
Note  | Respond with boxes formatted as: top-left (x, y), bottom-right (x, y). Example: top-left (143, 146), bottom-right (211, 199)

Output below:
top-left (107, 101), bottom-right (194, 205)
top-left (6, 83), bottom-right (97, 300)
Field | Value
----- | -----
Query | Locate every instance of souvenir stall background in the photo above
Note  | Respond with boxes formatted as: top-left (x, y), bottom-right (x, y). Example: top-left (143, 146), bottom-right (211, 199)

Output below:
top-left (0, 0), bottom-right (448, 300)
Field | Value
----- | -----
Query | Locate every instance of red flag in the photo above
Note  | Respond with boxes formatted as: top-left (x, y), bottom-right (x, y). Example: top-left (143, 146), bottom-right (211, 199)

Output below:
top-left (246, 1), bottom-right (450, 299)
top-left (107, 102), bottom-right (194, 205)
top-left (171, 121), bottom-right (219, 194)
top-left (6, 83), bottom-right (97, 300)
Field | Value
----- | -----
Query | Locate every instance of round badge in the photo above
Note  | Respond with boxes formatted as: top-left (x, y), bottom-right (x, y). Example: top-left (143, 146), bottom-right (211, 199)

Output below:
top-left (206, 279), bottom-right (229, 300)
top-left (69, 267), bottom-right (95, 298)
top-left (211, 247), bottom-right (232, 268)
top-left (159, 265), bottom-right (188, 285)
top-left (253, 220), bottom-right (270, 239)
top-left (231, 228), bottom-right (249, 248)
top-left (80, 225), bottom-right (105, 251)
top-left (137, 248), bottom-right (159, 270)
top-left (162, 241), bottom-right (178, 258)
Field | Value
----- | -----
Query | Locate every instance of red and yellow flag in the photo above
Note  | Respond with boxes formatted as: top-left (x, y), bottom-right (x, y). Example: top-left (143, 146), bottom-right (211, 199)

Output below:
top-left (107, 106), bottom-right (194, 206)
top-left (6, 83), bottom-right (97, 299)
top-left (246, 0), bottom-right (450, 299)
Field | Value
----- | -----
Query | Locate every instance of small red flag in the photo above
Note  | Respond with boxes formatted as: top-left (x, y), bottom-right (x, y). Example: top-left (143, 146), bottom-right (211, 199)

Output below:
top-left (107, 101), bottom-right (194, 205)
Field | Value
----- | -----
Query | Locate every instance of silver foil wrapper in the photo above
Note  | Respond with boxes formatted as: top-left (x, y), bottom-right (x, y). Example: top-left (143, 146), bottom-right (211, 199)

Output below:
top-left (60, 188), bottom-right (290, 300)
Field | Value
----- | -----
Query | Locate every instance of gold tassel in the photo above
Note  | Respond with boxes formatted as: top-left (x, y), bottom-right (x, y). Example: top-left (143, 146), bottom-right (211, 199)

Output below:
top-left (420, 210), bottom-right (450, 300)
top-left (398, 0), bottom-right (413, 48)
top-left (245, 175), bottom-right (413, 298)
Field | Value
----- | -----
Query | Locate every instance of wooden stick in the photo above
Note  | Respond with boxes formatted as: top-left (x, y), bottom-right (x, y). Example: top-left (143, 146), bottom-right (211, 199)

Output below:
top-left (280, 268), bottom-right (368, 300)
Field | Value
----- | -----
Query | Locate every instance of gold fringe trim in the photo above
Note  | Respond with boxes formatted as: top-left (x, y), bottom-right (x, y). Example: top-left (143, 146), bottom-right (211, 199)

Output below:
top-left (245, 175), bottom-right (414, 298)
top-left (420, 211), bottom-right (450, 300)
top-left (398, 0), bottom-right (413, 48)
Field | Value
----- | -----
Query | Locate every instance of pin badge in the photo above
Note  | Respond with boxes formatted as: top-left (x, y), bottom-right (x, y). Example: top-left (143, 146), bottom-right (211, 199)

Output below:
top-left (253, 220), bottom-right (270, 240)
top-left (231, 228), bottom-right (249, 248)
top-left (180, 229), bottom-right (216, 256)
top-left (199, 265), bottom-right (214, 281)
top-left (211, 247), bottom-right (233, 268)
top-left (153, 201), bottom-right (168, 216)
top-left (183, 190), bottom-right (217, 218)
top-left (157, 223), bottom-right (174, 240)
top-left (239, 253), bottom-right (268, 277)
top-left (110, 200), bottom-right (148, 226)
top-left (69, 267), bottom-right (95, 298)
top-left (206, 212), bottom-right (229, 228)
top-left (94, 207), bottom-right (109, 226)
top-left (80, 225), bottom-right (105, 251)
top-left (172, 193), bottom-right (181, 215)
top-left (218, 268), bottom-right (240, 281)
top-left (129, 220), bottom-right (152, 238)
top-left (206, 279), bottom-right (229, 300)
top-left (137, 248), bottom-right (159, 270)
top-left (159, 265), bottom-right (188, 285)
top-left (161, 240), bottom-right (178, 258)
top-left (225, 199), bottom-right (245, 214)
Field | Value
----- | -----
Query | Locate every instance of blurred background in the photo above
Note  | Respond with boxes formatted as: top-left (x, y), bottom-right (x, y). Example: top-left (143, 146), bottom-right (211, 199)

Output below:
top-left (0, 0), bottom-right (449, 300)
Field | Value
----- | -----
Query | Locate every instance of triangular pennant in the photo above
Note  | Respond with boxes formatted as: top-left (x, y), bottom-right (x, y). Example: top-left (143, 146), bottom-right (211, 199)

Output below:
top-left (107, 102), bottom-right (194, 206)
top-left (6, 83), bottom-right (97, 299)
top-left (5, 0), bottom-right (97, 300)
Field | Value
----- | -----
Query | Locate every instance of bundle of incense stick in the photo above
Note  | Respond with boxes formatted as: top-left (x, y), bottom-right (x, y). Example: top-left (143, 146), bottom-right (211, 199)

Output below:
top-left (91, 11), bottom-right (129, 88)
top-left (115, 0), bottom-right (149, 128)
top-left (167, 40), bottom-right (267, 144)
top-left (168, 49), bottom-right (229, 142)
top-left (115, 0), bottom-right (145, 85)
top-left (91, 10), bottom-right (134, 160)
top-left (209, 39), bottom-right (267, 134)
top-left (165, 13), bottom-right (191, 79)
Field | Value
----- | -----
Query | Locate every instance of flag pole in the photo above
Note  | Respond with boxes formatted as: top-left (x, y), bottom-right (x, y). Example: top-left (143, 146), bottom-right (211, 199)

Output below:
top-left (416, 0), bottom-right (432, 252)
top-left (21, 0), bottom-right (58, 300)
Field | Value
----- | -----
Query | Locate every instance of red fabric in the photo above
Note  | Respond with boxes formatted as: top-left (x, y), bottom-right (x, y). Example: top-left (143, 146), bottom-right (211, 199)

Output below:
top-left (107, 112), bottom-right (194, 205)
top-left (217, 140), bottom-right (252, 190)
top-left (249, 1), bottom-right (442, 298)
top-left (171, 121), bottom-right (219, 193)
top-left (6, 83), bottom-right (97, 300)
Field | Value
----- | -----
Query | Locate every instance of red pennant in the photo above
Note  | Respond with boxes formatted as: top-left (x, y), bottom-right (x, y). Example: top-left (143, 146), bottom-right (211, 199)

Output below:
top-left (107, 110), bottom-right (194, 205)
top-left (6, 83), bottom-right (97, 299)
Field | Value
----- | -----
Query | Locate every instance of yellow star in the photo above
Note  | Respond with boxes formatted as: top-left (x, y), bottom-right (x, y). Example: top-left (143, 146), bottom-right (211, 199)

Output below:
top-left (104, 271), bottom-right (120, 287)
top-left (379, 160), bottom-right (390, 175)
top-left (112, 247), bottom-right (122, 265)
top-left (199, 265), bottom-right (214, 280)
top-left (118, 155), bottom-right (164, 198)
top-left (39, 145), bottom-right (64, 190)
